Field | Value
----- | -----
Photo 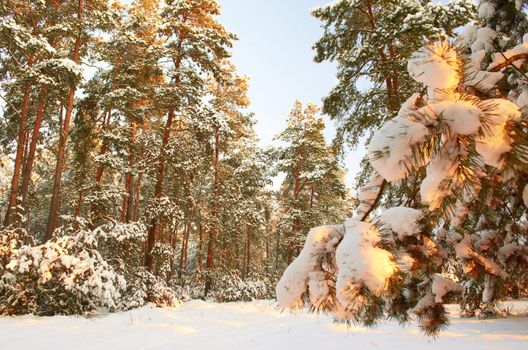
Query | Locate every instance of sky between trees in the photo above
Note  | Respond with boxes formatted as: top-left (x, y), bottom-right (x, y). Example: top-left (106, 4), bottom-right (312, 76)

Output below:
top-left (218, 0), bottom-right (365, 187)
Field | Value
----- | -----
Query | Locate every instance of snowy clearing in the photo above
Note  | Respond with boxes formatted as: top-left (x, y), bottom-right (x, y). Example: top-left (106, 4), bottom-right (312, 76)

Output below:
top-left (0, 300), bottom-right (527, 350)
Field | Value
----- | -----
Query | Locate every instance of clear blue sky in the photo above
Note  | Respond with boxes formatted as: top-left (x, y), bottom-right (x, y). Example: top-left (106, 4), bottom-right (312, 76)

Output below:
top-left (218, 0), bottom-right (364, 187)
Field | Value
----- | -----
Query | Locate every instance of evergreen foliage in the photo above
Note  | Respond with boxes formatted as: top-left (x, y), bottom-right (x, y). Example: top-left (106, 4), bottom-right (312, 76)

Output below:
top-left (277, 0), bottom-right (528, 337)
top-left (0, 0), bottom-right (350, 313)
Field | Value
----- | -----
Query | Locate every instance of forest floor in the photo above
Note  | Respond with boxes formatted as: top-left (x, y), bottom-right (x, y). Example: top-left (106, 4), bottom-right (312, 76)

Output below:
top-left (0, 300), bottom-right (527, 350)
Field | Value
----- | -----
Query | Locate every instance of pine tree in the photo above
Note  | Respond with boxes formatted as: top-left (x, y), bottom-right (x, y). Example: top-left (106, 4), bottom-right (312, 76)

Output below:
top-left (144, 0), bottom-right (236, 273)
top-left (45, 0), bottom-right (115, 239)
top-left (274, 101), bottom-right (350, 266)
top-left (0, 0), bottom-right (56, 226)
top-left (202, 62), bottom-right (251, 292)
top-left (312, 0), bottom-right (476, 161)
top-left (277, 1), bottom-right (528, 336)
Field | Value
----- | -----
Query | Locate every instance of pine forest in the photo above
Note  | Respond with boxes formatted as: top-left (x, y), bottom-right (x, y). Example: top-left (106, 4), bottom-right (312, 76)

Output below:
top-left (1, 1), bottom-right (527, 349)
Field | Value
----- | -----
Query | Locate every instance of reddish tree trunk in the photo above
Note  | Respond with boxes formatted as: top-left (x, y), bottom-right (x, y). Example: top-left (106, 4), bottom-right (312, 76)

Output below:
top-left (198, 219), bottom-right (203, 272)
top-left (22, 129), bottom-right (30, 177)
top-left (45, 0), bottom-right (84, 240)
top-left (20, 86), bottom-right (47, 209)
top-left (91, 59), bottom-right (120, 220)
top-left (145, 109), bottom-right (174, 271)
top-left (4, 56), bottom-right (34, 227)
top-left (247, 224), bottom-right (251, 276)
top-left (73, 190), bottom-right (83, 230)
top-left (133, 172), bottom-right (142, 222)
top-left (178, 211), bottom-right (192, 279)
top-left (75, 191), bottom-right (83, 218)
top-left (122, 122), bottom-right (137, 222)
top-left (204, 127), bottom-right (220, 295)
top-left (19, 0), bottom-right (59, 214)
top-left (178, 222), bottom-right (188, 279)
top-left (144, 29), bottom-right (186, 270)
top-left (275, 230), bottom-right (281, 270)
top-left (309, 183), bottom-right (315, 208)
top-left (242, 237), bottom-right (247, 278)
top-left (184, 225), bottom-right (190, 269)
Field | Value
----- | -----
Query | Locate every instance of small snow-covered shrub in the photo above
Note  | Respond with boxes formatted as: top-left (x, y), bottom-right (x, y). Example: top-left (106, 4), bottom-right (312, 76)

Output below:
top-left (171, 272), bottom-right (207, 301)
top-left (69, 221), bottom-right (178, 310)
top-left (0, 229), bottom-right (126, 316)
top-left (0, 221), bottom-right (179, 315)
top-left (92, 222), bottom-right (178, 309)
top-left (122, 267), bottom-right (178, 310)
top-left (150, 242), bottom-right (174, 278)
top-left (215, 270), bottom-right (276, 302)
top-left (0, 226), bottom-right (34, 274)
top-left (97, 221), bottom-right (147, 276)
top-left (171, 270), bottom-right (276, 302)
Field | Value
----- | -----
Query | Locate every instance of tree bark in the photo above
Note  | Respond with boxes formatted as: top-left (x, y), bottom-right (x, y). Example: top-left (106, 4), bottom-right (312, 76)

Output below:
top-left (288, 159), bottom-right (301, 264)
top-left (178, 208), bottom-right (192, 279)
top-left (90, 58), bottom-right (120, 220)
top-left (122, 121), bottom-right (137, 222)
top-left (19, 86), bottom-right (47, 210)
top-left (245, 224), bottom-right (252, 278)
top-left (275, 230), bottom-right (281, 271)
top-left (144, 22), bottom-right (186, 270)
top-left (204, 126), bottom-right (220, 295)
top-left (45, 0), bottom-right (84, 240)
top-left (145, 108), bottom-right (174, 271)
top-left (133, 172), bottom-right (142, 222)
top-left (197, 217), bottom-right (203, 272)
top-left (4, 56), bottom-right (35, 227)
top-left (178, 221), bottom-right (188, 279)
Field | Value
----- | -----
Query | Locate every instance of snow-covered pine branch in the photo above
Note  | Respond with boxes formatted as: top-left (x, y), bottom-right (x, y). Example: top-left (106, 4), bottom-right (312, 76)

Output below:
top-left (277, 5), bottom-right (528, 335)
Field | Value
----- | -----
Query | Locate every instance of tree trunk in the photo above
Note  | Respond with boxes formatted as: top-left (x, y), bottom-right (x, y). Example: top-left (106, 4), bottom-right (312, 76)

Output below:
top-left (4, 56), bottom-right (35, 227)
top-left (309, 183), bottom-right (315, 208)
top-left (288, 160), bottom-right (301, 264)
top-left (73, 190), bottom-right (83, 230)
top-left (19, 86), bottom-right (47, 211)
top-left (204, 126), bottom-right (220, 295)
top-left (145, 108), bottom-right (174, 271)
top-left (246, 224), bottom-right (251, 277)
top-left (22, 129), bottom-right (30, 177)
top-left (90, 58), bottom-right (120, 220)
top-left (242, 223), bottom-right (251, 278)
top-left (178, 221), bottom-right (188, 279)
top-left (122, 121), bottom-right (137, 222)
top-left (242, 226), bottom-right (247, 278)
top-left (18, 0), bottom-right (59, 217)
top-left (133, 172), bottom-right (142, 222)
top-left (166, 221), bottom-right (178, 283)
top-left (45, 0), bottom-right (84, 240)
top-left (144, 28), bottom-right (186, 270)
top-left (26, 206), bottom-right (31, 231)
top-left (75, 191), bottom-right (83, 218)
top-left (275, 230), bottom-right (281, 271)
top-left (197, 218), bottom-right (203, 272)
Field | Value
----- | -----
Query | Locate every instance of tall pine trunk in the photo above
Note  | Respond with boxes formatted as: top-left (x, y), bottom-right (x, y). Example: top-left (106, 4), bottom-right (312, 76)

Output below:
top-left (4, 56), bottom-right (35, 227)
top-left (122, 121), bottom-right (137, 222)
top-left (204, 126), bottom-right (220, 295)
top-left (144, 31), bottom-right (185, 271)
top-left (133, 172), bottom-right (142, 221)
top-left (288, 159), bottom-right (301, 264)
top-left (246, 224), bottom-right (251, 277)
top-left (145, 108), bottom-right (174, 271)
top-left (91, 59), bottom-right (120, 220)
top-left (45, 0), bottom-right (84, 240)
top-left (19, 86), bottom-right (47, 210)
top-left (197, 218), bottom-right (203, 271)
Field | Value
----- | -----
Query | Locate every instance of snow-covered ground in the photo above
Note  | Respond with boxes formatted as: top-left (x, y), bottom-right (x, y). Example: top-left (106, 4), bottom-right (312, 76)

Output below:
top-left (0, 300), bottom-right (527, 350)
